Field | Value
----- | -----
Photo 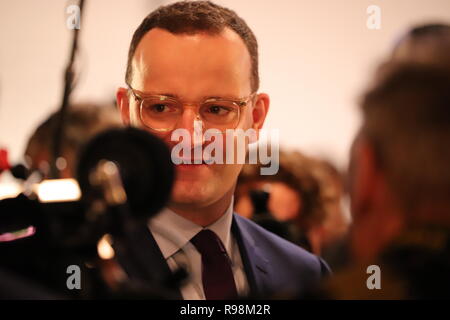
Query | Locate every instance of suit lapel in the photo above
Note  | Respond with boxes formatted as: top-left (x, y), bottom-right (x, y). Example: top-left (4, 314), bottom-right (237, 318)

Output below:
top-left (232, 214), bottom-right (273, 297)
top-left (116, 215), bottom-right (273, 299)
top-left (115, 223), bottom-right (183, 299)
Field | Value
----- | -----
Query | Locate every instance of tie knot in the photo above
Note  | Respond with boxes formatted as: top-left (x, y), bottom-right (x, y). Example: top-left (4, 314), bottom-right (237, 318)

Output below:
top-left (191, 229), bottom-right (227, 256)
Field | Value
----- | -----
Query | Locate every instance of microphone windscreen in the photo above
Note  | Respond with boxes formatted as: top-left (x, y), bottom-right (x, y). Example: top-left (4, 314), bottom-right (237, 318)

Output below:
top-left (76, 127), bottom-right (174, 220)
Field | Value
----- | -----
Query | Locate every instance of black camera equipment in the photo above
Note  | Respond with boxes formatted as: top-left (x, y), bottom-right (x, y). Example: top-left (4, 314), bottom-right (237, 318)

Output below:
top-left (0, 0), bottom-right (183, 299)
top-left (249, 189), bottom-right (295, 242)
top-left (0, 127), bottom-right (177, 299)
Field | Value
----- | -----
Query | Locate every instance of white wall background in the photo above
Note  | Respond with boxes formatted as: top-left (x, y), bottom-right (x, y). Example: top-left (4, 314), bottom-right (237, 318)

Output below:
top-left (1, 0), bottom-right (450, 169)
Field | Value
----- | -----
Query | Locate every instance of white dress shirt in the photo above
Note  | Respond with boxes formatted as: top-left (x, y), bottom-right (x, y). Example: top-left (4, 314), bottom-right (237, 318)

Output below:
top-left (148, 200), bottom-right (249, 300)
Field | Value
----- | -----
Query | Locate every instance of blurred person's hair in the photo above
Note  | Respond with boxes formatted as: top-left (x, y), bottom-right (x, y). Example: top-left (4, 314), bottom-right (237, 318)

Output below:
top-left (360, 63), bottom-right (450, 213)
top-left (391, 23), bottom-right (450, 67)
top-left (125, 0), bottom-right (259, 92)
top-left (312, 159), bottom-right (344, 204)
top-left (312, 159), bottom-right (349, 238)
top-left (25, 103), bottom-right (122, 175)
top-left (237, 150), bottom-right (325, 230)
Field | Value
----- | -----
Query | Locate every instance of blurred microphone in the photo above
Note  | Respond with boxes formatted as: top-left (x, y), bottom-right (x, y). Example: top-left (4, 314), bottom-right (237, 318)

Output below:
top-left (0, 127), bottom-right (174, 240)
top-left (0, 128), bottom-right (176, 298)
top-left (77, 126), bottom-right (174, 221)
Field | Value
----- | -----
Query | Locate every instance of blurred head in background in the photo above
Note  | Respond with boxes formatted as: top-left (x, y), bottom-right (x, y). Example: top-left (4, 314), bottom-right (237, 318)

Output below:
top-left (235, 149), bottom-right (349, 255)
top-left (24, 103), bottom-right (122, 179)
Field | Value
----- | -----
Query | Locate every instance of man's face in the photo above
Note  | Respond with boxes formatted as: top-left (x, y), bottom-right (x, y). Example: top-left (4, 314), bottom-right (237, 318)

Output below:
top-left (118, 27), bottom-right (268, 210)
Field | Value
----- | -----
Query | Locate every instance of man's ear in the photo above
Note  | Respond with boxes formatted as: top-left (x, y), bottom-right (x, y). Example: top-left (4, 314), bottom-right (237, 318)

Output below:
top-left (116, 87), bottom-right (131, 125)
top-left (251, 93), bottom-right (270, 131)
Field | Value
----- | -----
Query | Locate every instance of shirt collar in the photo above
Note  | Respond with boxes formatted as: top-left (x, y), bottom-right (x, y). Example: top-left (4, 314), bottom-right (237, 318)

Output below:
top-left (149, 198), bottom-right (235, 259)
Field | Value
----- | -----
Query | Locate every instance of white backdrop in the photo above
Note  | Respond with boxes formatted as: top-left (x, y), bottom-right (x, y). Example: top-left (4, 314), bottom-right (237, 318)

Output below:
top-left (1, 0), bottom-right (450, 169)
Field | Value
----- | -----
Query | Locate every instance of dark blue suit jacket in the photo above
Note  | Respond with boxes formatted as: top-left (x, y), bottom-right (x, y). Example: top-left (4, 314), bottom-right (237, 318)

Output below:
top-left (232, 213), bottom-right (330, 298)
top-left (118, 213), bottom-right (330, 299)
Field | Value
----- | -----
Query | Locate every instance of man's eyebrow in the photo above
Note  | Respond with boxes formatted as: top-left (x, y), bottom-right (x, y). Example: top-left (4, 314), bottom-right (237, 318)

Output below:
top-left (160, 94), bottom-right (229, 100)
top-left (136, 91), bottom-right (179, 98)
top-left (136, 90), bottom-right (238, 100)
top-left (159, 93), bottom-right (179, 98)
top-left (206, 96), bottom-right (227, 100)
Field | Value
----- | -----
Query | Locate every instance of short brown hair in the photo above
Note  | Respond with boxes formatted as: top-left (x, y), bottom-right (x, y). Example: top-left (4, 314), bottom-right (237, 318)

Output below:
top-left (125, 0), bottom-right (259, 92)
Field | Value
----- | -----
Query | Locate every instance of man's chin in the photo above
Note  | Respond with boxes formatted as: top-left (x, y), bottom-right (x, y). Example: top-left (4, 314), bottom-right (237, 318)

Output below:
top-left (169, 180), bottom-right (213, 205)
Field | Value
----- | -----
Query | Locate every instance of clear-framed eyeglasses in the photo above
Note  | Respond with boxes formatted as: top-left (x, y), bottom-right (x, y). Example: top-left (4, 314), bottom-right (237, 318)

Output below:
top-left (127, 84), bottom-right (256, 133)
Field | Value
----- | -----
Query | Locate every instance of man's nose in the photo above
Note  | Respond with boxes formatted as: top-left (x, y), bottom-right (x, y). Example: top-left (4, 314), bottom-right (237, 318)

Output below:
top-left (175, 106), bottom-right (198, 134)
top-left (172, 106), bottom-right (204, 148)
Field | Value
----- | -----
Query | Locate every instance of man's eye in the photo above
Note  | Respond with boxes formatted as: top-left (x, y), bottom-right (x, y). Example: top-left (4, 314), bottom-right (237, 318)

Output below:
top-left (151, 104), bottom-right (168, 112)
top-left (207, 105), bottom-right (230, 115)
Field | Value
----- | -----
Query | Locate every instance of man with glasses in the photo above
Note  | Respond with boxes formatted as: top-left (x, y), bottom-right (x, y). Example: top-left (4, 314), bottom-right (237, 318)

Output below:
top-left (116, 1), bottom-right (329, 300)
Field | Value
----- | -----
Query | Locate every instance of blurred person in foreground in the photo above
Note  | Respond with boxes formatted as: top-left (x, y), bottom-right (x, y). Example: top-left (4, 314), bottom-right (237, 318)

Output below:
top-left (326, 23), bottom-right (450, 299)
top-left (391, 23), bottom-right (450, 67)
top-left (370, 23), bottom-right (450, 87)
top-left (325, 62), bottom-right (450, 299)
top-left (24, 103), bottom-right (122, 179)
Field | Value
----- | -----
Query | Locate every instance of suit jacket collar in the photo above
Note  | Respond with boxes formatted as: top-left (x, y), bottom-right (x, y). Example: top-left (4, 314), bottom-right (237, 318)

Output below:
top-left (232, 213), bottom-right (273, 298)
top-left (114, 223), bottom-right (183, 299)
top-left (117, 214), bottom-right (272, 299)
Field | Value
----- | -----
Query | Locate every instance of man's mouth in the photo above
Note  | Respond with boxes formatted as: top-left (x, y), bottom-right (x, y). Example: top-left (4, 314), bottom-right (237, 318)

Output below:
top-left (172, 156), bottom-right (211, 166)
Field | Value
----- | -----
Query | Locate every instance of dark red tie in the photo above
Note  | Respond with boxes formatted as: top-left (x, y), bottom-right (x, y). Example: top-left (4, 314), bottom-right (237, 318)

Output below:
top-left (190, 229), bottom-right (238, 300)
